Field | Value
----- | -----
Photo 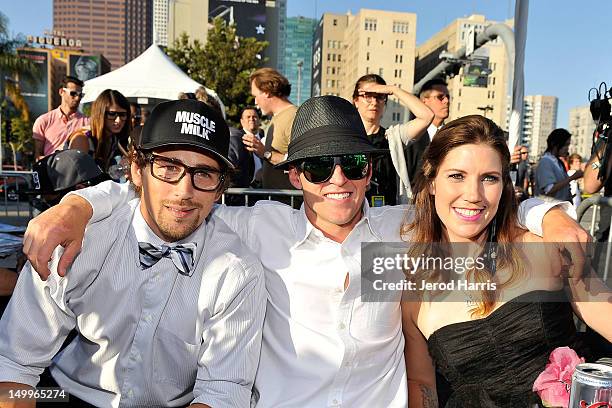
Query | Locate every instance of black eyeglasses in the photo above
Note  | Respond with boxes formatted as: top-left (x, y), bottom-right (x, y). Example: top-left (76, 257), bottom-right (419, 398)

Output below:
top-left (358, 92), bottom-right (387, 103)
top-left (105, 111), bottom-right (128, 120)
top-left (148, 154), bottom-right (225, 191)
top-left (299, 154), bottom-right (370, 184)
top-left (63, 88), bottom-right (84, 98)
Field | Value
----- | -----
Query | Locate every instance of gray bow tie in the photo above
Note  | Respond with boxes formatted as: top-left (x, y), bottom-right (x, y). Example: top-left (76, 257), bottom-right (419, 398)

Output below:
top-left (138, 242), bottom-right (197, 276)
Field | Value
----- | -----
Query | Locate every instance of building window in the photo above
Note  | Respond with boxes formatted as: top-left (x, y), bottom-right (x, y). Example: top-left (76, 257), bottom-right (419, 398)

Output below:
top-left (338, 54), bottom-right (341, 62)
top-left (333, 19), bottom-right (337, 26)
top-left (392, 21), bottom-right (410, 34)
top-left (379, 68), bottom-right (383, 76)
top-left (366, 52), bottom-right (370, 61)
top-left (367, 37), bottom-right (371, 46)
top-left (327, 53), bottom-right (330, 61)
top-left (365, 18), bottom-right (377, 31)
top-left (366, 66), bottom-right (369, 74)
top-left (332, 54), bottom-right (336, 62)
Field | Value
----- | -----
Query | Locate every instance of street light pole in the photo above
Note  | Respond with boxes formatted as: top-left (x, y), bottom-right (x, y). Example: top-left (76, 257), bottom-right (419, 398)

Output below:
top-left (477, 105), bottom-right (494, 118)
top-left (296, 60), bottom-right (303, 105)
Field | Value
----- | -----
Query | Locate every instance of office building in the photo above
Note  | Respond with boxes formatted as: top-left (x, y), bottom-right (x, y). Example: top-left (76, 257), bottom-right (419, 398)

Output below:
top-left (153, 0), bottom-right (170, 46)
top-left (283, 16), bottom-right (316, 105)
top-left (415, 14), bottom-right (511, 128)
top-left (312, 9), bottom-right (417, 126)
top-left (521, 95), bottom-right (558, 160)
top-left (168, 0), bottom-right (209, 45)
top-left (568, 105), bottom-right (597, 159)
top-left (53, 0), bottom-right (153, 69)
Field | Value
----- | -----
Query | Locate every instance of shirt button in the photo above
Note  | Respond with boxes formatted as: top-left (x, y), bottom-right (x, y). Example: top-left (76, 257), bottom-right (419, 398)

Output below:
top-left (332, 399), bottom-right (339, 405)
top-left (144, 314), bottom-right (152, 323)
top-left (338, 323), bottom-right (346, 330)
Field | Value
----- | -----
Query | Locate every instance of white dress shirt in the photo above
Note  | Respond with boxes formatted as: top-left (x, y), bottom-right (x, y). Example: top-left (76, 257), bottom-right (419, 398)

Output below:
top-left (0, 199), bottom-right (265, 408)
top-left (68, 181), bottom-right (571, 407)
top-left (426, 123), bottom-right (439, 141)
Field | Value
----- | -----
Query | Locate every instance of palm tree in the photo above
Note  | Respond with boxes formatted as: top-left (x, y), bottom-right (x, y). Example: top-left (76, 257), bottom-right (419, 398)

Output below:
top-left (0, 11), bottom-right (39, 168)
top-left (0, 11), bottom-right (37, 122)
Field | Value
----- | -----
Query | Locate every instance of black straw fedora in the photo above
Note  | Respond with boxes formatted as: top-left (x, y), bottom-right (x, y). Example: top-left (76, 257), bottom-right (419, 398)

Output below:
top-left (275, 95), bottom-right (389, 169)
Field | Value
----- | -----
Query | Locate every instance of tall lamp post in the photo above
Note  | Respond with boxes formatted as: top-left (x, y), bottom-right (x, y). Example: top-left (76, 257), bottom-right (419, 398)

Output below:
top-left (297, 60), bottom-right (303, 105)
top-left (477, 105), bottom-right (494, 118)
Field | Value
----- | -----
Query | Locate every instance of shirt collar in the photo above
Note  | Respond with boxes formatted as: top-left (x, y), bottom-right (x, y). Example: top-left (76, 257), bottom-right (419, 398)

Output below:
top-left (292, 199), bottom-right (382, 248)
top-left (427, 123), bottom-right (439, 141)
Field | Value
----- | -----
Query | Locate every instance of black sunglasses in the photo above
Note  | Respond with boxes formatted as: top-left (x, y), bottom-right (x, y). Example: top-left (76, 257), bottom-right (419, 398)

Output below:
top-left (105, 111), bottom-right (128, 120)
top-left (430, 93), bottom-right (450, 101)
top-left (63, 88), bottom-right (84, 98)
top-left (299, 154), bottom-right (370, 184)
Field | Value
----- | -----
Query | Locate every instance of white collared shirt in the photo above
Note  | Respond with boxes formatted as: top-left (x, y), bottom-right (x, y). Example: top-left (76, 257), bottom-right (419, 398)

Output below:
top-left (67, 181), bottom-right (571, 407)
top-left (427, 123), bottom-right (439, 141)
top-left (0, 199), bottom-right (265, 408)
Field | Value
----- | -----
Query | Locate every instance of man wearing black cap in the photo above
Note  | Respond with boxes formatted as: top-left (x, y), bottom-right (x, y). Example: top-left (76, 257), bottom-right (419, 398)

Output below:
top-left (22, 97), bottom-right (588, 407)
top-left (0, 99), bottom-right (265, 407)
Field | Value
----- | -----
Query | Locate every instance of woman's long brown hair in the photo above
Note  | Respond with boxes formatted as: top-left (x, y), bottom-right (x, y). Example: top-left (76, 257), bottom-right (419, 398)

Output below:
top-left (401, 114), bottom-right (523, 316)
top-left (90, 89), bottom-right (131, 169)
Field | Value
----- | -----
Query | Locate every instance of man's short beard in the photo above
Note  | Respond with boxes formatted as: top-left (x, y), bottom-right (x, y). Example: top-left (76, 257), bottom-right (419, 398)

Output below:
top-left (155, 199), bottom-right (204, 242)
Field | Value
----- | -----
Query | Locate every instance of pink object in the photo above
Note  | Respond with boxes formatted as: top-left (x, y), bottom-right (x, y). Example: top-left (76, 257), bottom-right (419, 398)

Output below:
top-left (33, 107), bottom-right (89, 156)
top-left (533, 347), bottom-right (585, 407)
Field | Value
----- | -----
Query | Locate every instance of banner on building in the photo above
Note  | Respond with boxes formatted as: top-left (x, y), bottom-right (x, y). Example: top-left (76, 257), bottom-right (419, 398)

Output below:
top-left (17, 49), bottom-right (50, 119)
top-left (68, 54), bottom-right (110, 82)
top-left (209, 0), bottom-right (267, 41)
top-left (463, 55), bottom-right (490, 88)
top-left (310, 19), bottom-right (323, 97)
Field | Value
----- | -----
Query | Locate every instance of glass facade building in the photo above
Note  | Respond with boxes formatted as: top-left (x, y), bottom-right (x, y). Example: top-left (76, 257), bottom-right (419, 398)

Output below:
top-left (283, 16), bottom-right (316, 105)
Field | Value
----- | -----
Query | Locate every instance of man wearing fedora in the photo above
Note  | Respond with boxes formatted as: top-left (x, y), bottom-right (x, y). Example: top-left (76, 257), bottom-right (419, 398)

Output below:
top-left (22, 96), bottom-right (588, 407)
top-left (0, 99), bottom-right (265, 407)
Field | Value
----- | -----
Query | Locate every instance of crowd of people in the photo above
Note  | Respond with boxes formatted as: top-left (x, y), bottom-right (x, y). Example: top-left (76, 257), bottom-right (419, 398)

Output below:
top-left (0, 65), bottom-right (609, 408)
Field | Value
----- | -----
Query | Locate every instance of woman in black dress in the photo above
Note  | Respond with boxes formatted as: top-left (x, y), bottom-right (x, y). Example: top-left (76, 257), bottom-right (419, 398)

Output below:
top-left (401, 115), bottom-right (612, 407)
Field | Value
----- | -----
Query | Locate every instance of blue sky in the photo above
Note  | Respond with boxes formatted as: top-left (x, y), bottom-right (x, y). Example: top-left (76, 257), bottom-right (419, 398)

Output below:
top-left (3, 0), bottom-right (611, 128)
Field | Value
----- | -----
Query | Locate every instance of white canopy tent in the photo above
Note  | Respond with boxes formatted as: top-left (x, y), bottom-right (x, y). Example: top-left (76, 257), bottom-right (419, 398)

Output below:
top-left (81, 44), bottom-right (224, 114)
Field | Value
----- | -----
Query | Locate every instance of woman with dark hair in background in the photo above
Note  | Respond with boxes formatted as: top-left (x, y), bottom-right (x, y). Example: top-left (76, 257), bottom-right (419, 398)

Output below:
top-left (535, 128), bottom-right (583, 202)
top-left (400, 115), bottom-right (611, 407)
top-left (351, 74), bottom-right (433, 205)
top-left (68, 89), bottom-right (131, 171)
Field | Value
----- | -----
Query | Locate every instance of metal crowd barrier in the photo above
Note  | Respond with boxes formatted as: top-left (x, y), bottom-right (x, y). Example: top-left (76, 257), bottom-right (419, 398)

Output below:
top-left (221, 188), bottom-right (303, 208)
top-left (576, 194), bottom-right (612, 281)
top-left (0, 171), bottom-right (35, 220)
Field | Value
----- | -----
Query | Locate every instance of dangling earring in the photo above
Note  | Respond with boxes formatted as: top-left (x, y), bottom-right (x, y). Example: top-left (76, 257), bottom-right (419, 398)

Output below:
top-left (486, 217), bottom-right (498, 274)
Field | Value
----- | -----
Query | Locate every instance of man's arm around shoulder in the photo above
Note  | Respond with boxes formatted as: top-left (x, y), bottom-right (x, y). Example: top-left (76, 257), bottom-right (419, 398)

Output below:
top-left (191, 255), bottom-right (265, 408)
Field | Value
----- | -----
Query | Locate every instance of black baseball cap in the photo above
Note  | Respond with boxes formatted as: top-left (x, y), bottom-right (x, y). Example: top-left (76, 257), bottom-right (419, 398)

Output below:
top-left (29, 149), bottom-right (110, 194)
top-left (139, 99), bottom-right (233, 168)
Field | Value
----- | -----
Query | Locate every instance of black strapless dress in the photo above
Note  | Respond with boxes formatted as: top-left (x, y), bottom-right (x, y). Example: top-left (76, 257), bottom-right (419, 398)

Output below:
top-left (427, 290), bottom-right (581, 407)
